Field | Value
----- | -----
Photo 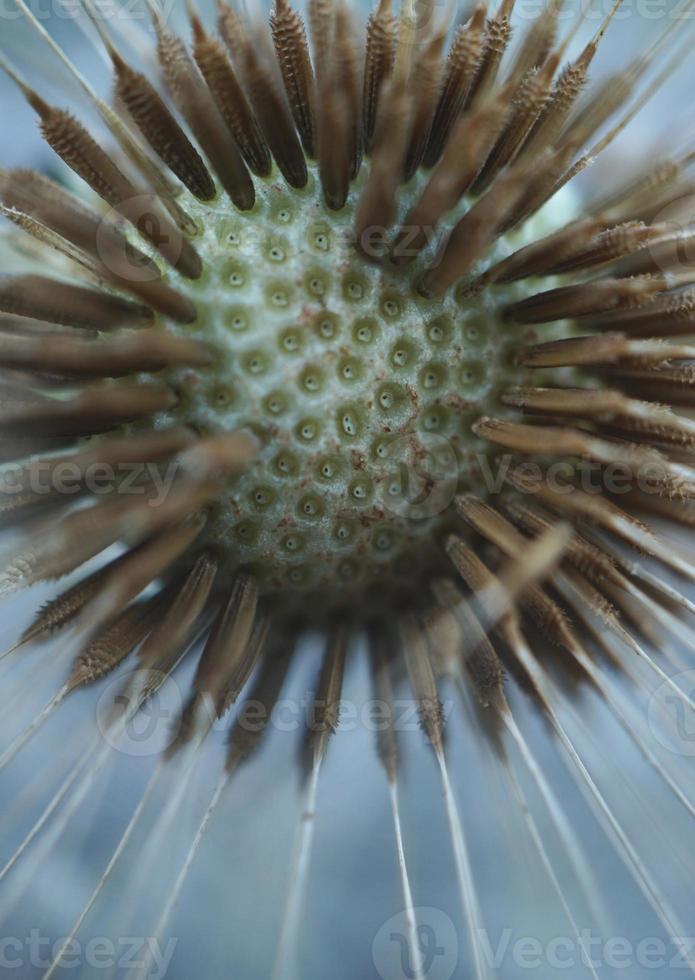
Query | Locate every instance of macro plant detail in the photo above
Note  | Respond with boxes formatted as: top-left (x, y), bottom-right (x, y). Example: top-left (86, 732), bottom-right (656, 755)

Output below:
top-left (0, 0), bottom-right (694, 976)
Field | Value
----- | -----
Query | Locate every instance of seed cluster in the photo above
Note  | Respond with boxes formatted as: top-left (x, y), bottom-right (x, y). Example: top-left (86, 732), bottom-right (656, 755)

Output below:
top-left (156, 167), bottom-right (564, 592)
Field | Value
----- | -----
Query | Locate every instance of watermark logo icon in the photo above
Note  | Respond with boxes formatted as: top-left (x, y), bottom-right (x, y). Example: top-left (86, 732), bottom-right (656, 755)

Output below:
top-left (648, 669), bottom-right (695, 757)
top-left (96, 670), bottom-right (182, 757)
top-left (373, 907), bottom-right (458, 980)
top-left (378, 433), bottom-right (458, 520)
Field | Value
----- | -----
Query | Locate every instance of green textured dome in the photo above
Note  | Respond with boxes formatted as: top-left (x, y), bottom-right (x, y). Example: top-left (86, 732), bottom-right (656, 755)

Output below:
top-left (155, 167), bottom-right (570, 594)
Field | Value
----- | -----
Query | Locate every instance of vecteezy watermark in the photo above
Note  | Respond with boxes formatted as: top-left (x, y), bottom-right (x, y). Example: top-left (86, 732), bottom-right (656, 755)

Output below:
top-left (0, 931), bottom-right (177, 978)
top-left (373, 908), bottom-right (459, 980)
top-left (0, 448), bottom-right (685, 519)
top-left (96, 669), bottom-right (183, 757)
top-left (372, 917), bottom-right (695, 976)
top-left (378, 432), bottom-right (459, 520)
top-left (96, 673), bottom-right (456, 757)
top-left (479, 929), bottom-right (695, 971)
top-left (0, 461), bottom-right (178, 505)
top-left (0, 0), bottom-right (180, 23)
top-left (648, 669), bottom-right (695, 757)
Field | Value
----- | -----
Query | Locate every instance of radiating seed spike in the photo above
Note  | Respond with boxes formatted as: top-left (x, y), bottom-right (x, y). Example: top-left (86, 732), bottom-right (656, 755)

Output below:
top-left (362, 0), bottom-right (396, 150)
top-left (0, 427), bottom-right (194, 518)
top-left (505, 0), bottom-right (561, 84)
top-left (368, 627), bottom-right (400, 781)
top-left (112, 54), bottom-right (216, 200)
top-left (503, 384), bottom-right (695, 448)
top-left (227, 637), bottom-right (294, 771)
top-left (518, 0), bottom-right (621, 160)
top-left (400, 615), bottom-right (444, 753)
top-left (432, 576), bottom-right (504, 708)
top-left (0, 171), bottom-right (197, 322)
top-left (473, 418), bottom-right (688, 499)
top-left (465, 0), bottom-right (515, 104)
top-left (189, 572), bottom-right (259, 715)
top-left (15, 552), bottom-right (147, 650)
top-left (309, 628), bottom-right (348, 766)
top-left (34, 103), bottom-right (202, 279)
top-left (66, 594), bottom-right (161, 691)
top-left (216, 617), bottom-right (269, 718)
top-left (423, 8), bottom-right (486, 167)
top-left (13, 0), bottom-right (196, 228)
top-left (503, 276), bottom-right (669, 325)
top-left (88, 518), bottom-right (208, 638)
top-left (2, 382), bottom-right (175, 436)
top-left (157, 20), bottom-right (255, 210)
top-left (0, 329), bottom-right (210, 378)
top-left (394, 87), bottom-right (510, 264)
top-left (402, 28), bottom-right (448, 181)
top-left (356, 74), bottom-right (413, 252)
top-left (0, 275), bottom-right (151, 330)
top-left (218, 6), bottom-right (308, 189)
top-left (191, 15), bottom-right (272, 178)
top-left (419, 160), bottom-right (535, 295)
top-left (271, 0), bottom-right (316, 157)
top-left (472, 54), bottom-right (560, 196)
top-left (0, 206), bottom-right (102, 280)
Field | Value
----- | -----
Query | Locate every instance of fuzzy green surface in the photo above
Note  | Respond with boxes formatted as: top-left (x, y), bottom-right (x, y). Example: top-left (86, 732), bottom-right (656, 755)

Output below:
top-left (155, 163), bottom-right (574, 595)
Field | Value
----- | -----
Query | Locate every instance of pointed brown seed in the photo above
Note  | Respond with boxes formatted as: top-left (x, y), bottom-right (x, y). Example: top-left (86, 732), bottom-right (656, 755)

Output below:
top-left (67, 595), bottom-right (161, 691)
top-left (308, 629), bottom-right (348, 766)
top-left (316, 79), bottom-right (353, 211)
top-left (218, 8), bottom-right (307, 189)
top-left (584, 288), bottom-right (695, 338)
top-left (520, 2), bottom-right (620, 161)
top-left (112, 53), bottom-right (215, 201)
top-left (394, 89), bottom-right (510, 264)
top-left (0, 428), bottom-right (195, 518)
top-left (466, 0), bottom-right (515, 105)
top-left (0, 171), bottom-right (197, 322)
top-left (1, 382), bottom-right (176, 436)
top-left (400, 616), bottom-right (444, 754)
top-left (419, 163), bottom-right (532, 296)
top-left (0, 275), bottom-right (152, 329)
top-left (503, 276), bottom-right (669, 325)
top-left (356, 75), bottom-right (412, 251)
top-left (368, 628), bottom-right (399, 780)
top-left (191, 18), bottom-right (272, 178)
top-left (90, 519), bottom-right (207, 636)
top-left (506, 0), bottom-right (560, 85)
top-left (0, 169), bottom-right (136, 267)
top-left (362, 0), bottom-right (396, 150)
top-left (334, 2), bottom-right (363, 179)
top-left (471, 55), bottom-right (559, 196)
top-left (226, 639), bottom-right (293, 771)
top-left (423, 8), bottom-right (486, 168)
top-left (270, 0), bottom-right (316, 157)
top-left (0, 330), bottom-right (211, 378)
top-left (157, 23), bottom-right (255, 210)
top-left (431, 577), bottom-right (504, 709)
top-left (35, 104), bottom-right (202, 279)
top-left (402, 30), bottom-right (447, 181)
top-left (192, 573), bottom-right (259, 712)
top-left (15, 553), bottom-right (140, 648)
top-left (478, 217), bottom-right (609, 286)
top-left (502, 386), bottom-right (695, 447)
top-left (517, 334), bottom-right (695, 369)
top-left (308, 0), bottom-right (335, 86)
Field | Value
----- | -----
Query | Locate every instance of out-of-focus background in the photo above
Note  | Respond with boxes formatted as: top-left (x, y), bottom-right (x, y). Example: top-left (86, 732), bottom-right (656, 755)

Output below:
top-left (0, 3), bottom-right (694, 979)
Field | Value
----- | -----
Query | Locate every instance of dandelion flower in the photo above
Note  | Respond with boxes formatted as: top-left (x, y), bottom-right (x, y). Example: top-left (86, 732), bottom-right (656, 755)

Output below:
top-left (0, 0), bottom-right (695, 976)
